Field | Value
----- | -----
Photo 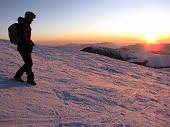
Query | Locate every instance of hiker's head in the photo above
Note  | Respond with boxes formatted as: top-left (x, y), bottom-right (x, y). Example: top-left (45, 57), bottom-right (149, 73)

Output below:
top-left (25, 11), bottom-right (36, 22)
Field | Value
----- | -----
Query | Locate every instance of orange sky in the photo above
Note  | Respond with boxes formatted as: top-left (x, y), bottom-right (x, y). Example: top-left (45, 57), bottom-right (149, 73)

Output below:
top-left (1, 0), bottom-right (170, 45)
top-left (31, 32), bottom-right (170, 45)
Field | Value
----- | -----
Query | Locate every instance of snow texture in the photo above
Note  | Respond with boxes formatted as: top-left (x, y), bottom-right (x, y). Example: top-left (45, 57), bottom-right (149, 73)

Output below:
top-left (0, 41), bottom-right (170, 127)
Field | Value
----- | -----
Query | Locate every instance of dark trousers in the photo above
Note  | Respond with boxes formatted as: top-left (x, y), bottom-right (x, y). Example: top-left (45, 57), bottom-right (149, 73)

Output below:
top-left (15, 50), bottom-right (34, 80)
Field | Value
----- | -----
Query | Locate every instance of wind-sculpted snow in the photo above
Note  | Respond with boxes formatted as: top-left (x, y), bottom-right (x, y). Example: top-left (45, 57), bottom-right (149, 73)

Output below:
top-left (0, 41), bottom-right (170, 127)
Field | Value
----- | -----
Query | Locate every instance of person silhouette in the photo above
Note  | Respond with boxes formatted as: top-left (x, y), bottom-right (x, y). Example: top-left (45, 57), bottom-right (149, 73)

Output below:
top-left (13, 11), bottom-right (36, 85)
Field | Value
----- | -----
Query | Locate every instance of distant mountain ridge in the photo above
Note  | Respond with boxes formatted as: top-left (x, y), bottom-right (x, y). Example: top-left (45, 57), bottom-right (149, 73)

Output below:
top-left (57, 42), bottom-right (122, 50)
top-left (0, 39), bottom-right (10, 43)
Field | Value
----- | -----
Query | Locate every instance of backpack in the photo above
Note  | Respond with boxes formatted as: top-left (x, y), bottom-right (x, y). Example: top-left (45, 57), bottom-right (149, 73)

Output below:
top-left (8, 23), bottom-right (20, 45)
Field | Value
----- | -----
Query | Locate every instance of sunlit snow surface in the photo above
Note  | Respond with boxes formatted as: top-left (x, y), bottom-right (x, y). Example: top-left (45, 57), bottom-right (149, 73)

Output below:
top-left (0, 41), bottom-right (170, 127)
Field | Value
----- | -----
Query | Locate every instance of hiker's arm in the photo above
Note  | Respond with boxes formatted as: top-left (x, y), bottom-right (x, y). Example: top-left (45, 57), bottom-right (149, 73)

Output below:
top-left (21, 28), bottom-right (29, 45)
top-left (18, 25), bottom-right (29, 46)
top-left (30, 40), bottom-right (35, 46)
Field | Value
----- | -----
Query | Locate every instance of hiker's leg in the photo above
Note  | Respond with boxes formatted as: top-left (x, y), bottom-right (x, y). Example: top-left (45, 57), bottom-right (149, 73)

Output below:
top-left (14, 52), bottom-right (27, 78)
top-left (24, 52), bottom-right (34, 81)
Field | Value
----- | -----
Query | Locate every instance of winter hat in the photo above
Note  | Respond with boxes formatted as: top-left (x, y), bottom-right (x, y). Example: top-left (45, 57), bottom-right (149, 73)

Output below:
top-left (25, 11), bottom-right (36, 19)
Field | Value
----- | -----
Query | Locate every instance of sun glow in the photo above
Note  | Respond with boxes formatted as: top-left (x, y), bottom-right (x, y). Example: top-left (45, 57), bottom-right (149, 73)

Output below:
top-left (143, 43), bottom-right (165, 52)
top-left (144, 34), bottom-right (157, 44)
top-left (30, 9), bottom-right (170, 44)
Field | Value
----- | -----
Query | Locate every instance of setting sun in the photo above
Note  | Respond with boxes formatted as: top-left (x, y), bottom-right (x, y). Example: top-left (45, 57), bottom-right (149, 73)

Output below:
top-left (144, 34), bottom-right (157, 44)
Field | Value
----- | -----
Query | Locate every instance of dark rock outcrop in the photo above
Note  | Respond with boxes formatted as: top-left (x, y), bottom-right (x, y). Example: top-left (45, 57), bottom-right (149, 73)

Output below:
top-left (81, 46), bottom-right (148, 66)
top-left (81, 46), bottom-right (134, 61)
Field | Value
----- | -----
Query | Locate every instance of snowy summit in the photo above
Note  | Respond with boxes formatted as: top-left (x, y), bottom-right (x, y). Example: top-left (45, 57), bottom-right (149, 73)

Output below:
top-left (0, 40), bottom-right (170, 127)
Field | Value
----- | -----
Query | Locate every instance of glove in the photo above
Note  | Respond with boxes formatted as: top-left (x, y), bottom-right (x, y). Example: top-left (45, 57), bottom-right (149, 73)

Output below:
top-left (30, 40), bottom-right (35, 46)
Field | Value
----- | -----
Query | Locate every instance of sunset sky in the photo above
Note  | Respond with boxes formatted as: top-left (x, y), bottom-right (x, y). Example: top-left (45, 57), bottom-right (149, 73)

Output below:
top-left (1, 0), bottom-right (170, 45)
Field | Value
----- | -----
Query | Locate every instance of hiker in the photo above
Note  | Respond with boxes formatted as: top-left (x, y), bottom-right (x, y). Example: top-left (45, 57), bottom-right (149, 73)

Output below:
top-left (13, 11), bottom-right (36, 85)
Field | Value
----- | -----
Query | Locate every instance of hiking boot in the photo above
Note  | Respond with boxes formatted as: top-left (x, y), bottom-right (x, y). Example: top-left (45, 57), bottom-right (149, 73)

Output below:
top-left (13, 76), bottom-right (24, 82)
top-left (27, 80), bottom-right (36, 85)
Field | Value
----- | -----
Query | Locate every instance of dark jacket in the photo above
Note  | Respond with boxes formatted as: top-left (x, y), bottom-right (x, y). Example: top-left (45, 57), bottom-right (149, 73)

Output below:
top-left (17, 17), bottom-right (34, 52)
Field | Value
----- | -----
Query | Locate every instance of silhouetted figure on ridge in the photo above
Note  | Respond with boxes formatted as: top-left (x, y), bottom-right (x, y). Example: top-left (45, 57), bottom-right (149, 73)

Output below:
top-left (13, 11), bottom-right (36, 85)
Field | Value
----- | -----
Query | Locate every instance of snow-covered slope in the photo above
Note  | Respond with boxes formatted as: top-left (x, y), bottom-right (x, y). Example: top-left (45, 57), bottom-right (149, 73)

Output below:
top-left (0, 41), bottom-right (170, 127)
